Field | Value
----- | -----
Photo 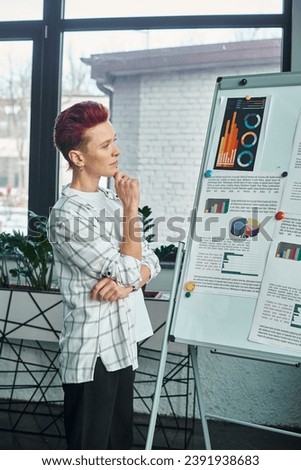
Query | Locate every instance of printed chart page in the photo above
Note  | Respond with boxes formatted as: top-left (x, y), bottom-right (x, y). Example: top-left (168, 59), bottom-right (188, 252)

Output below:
top-left (186, 171), bottom-right (285, 298)
top-left (249, 106), bottom-right (301, 353)
top-left (249, 215), bottom-right (301, 352)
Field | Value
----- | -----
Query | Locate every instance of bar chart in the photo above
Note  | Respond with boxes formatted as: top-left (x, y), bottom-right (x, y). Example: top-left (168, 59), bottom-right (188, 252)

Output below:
top-left (276, 242), bottom-right (301, 261)
top-left (221, 251), bottom-right (260, 277)
top-left (204, 198), bottom-right (230, 214)
top-left (215, 110), bottom-right (239, 168)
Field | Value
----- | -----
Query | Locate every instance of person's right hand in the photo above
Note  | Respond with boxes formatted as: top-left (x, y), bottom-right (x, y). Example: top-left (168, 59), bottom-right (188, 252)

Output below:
top-left (114, 171), bottom-right (140, 210)
top-left (91, 277), bottom-right (133, 303)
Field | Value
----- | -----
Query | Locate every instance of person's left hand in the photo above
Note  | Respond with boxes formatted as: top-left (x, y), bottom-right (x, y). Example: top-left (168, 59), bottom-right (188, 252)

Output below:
top-left (91, 277), bottom-right (132, 303)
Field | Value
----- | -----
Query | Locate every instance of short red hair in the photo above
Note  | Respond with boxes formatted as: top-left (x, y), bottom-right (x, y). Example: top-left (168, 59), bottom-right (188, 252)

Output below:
top-left (53, 101), bottom-right (109, 167)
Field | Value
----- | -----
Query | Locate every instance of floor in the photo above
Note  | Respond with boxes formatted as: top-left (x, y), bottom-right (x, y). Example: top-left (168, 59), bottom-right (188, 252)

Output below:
top-left (0, 402), bottom-right (300, 450)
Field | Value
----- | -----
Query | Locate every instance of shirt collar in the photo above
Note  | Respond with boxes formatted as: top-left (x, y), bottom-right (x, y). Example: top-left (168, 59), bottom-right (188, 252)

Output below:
top-left (61, 183), bottom-right (119, 201)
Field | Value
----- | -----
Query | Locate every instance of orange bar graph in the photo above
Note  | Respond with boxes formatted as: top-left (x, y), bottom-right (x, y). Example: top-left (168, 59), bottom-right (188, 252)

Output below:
top-left (216, 111), bottom-right (239, 168)
top-left (219, 118), bottom-right (230, 156)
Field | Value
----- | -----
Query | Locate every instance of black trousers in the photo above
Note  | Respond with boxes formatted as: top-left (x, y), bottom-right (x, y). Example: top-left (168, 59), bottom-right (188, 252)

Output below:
top-left (63, 358), bottom-right (135, 450)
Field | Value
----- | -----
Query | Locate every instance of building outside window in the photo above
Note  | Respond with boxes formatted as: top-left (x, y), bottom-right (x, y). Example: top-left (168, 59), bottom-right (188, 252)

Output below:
top-left (0, 0), bottom-right (289, 235)
top-left (0, 41), bottom-right (32, 233)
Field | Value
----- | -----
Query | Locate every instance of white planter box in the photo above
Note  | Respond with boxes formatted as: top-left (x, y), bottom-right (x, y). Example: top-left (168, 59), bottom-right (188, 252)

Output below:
top-left (0, 288), bottom-right (63, 342)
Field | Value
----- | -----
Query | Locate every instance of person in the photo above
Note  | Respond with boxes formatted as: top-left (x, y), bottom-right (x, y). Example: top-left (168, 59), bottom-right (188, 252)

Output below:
top-left (47, 101), bottom-right (160, 450)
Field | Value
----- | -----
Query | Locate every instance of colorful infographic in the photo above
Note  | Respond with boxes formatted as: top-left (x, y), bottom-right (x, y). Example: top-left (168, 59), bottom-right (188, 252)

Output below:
top-left (291, 304), bottom-right (301, 329)
top-left (275, 242), bottom-right (301, 261)
top-left (230, 217), bottom-right (260, 238)
top-left (214, 97), bottom-right (266, 171)
top-left (204, 198), bottom-right (229, 214)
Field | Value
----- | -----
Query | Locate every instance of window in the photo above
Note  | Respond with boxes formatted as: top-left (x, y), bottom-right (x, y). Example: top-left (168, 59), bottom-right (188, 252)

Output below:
top-left (0, 41), bottom-right (33, 233)
top-left (59, 27), bottom-right (282, 244)
top-left (64, 0), bottom-right (283, 19)
top-left (0, 0), bottom-right (43, 21)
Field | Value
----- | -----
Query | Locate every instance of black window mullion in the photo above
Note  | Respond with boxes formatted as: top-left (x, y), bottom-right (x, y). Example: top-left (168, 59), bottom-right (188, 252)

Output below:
top-left (281, 0), bottom-right (293, 71)
top-left (28, 0), bottom-right (64, 217)
top-left (28, 29), bottom-right (45, 219)
top-left (61, 13), bottom-right (286, 32)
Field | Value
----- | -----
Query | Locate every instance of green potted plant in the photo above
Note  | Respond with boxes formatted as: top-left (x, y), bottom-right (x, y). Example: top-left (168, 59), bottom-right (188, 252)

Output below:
top-left (154, 244), bottom-right (177, 265)
top-left (0, 212), bottom-right (62, 342)
top-left (0, 232), bottom-right (14, 288)
top-left (138, 205), bottom-right (155, 244)
top-left (5, 212), bottom-right (54, 290)
top-left (138, 205), bottom-right (177, 264)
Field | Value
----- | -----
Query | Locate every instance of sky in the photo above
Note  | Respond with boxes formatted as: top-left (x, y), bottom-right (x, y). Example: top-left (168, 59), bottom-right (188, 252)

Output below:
top-left (64, 0), bottom-right (283, 18)
top-left (0, 0), bottom-right (283, 21)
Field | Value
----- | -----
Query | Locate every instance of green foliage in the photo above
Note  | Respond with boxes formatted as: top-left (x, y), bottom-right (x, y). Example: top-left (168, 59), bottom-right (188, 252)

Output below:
top-left (138, 205), bottom-right (177, 263)
top-left (0, 232), bottom-right (15, 287)
top-left (154, 244), bottom-right (177, 263)
top-left (0, 211), bottom-right (54, 291)
top-left (138, 205), bottom-right (155, 243)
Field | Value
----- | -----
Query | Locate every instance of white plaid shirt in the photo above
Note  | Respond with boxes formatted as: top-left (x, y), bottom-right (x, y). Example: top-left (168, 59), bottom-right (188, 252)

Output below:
top-left (47, 184), bottom-right (160, 383)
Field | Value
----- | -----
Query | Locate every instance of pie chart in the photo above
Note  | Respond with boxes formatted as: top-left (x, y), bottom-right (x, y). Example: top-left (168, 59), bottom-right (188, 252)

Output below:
top-left (230, 217), bottom-right (260, 238)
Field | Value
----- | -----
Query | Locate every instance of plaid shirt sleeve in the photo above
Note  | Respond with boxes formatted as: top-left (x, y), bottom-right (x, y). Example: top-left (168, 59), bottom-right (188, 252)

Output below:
top-left (48, 200), bottom-right (142, 289)
top-left (141, 238), bottom-right (161, 282)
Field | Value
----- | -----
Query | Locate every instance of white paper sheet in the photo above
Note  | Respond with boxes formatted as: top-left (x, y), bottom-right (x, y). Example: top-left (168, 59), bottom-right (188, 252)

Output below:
top-left (187, 172), bottom-right (284, 298)
top-left (249, 215), bottom-right (301, 352)
top-left (281, 108), bottom-right (301, 215)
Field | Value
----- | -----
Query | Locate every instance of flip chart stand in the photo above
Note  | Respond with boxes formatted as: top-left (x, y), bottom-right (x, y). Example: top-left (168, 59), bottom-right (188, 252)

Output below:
top-left (209, 348), bottom-right (301, 367)
top-left (145, 242), bottom-right (211, 450)
top-left (145, 241), bottom-right (186, 449)
top-left (188, 345), bottom-right (211, 449)
top-left (146, 72), bottom-right (301, 449)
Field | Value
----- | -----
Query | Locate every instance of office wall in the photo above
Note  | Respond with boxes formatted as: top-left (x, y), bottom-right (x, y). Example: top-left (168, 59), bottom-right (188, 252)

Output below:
top-left (113, 63), bottom-right (278, 247)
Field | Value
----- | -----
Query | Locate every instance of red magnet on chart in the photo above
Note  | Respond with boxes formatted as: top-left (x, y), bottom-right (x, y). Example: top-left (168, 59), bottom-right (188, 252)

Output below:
top-left (275, 211), bottom-right (285, 221)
